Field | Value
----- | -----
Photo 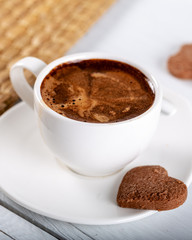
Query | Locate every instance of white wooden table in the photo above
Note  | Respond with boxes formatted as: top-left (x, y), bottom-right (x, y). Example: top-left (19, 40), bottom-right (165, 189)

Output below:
top-left (1, 186), bottom-right (192, 240)
top-left (1, 0), bottom-right (192, 239)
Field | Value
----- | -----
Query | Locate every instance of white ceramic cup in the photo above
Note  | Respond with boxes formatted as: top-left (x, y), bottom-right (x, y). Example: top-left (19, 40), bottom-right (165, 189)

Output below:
top-left (10, 52), bottom-right (162, 176)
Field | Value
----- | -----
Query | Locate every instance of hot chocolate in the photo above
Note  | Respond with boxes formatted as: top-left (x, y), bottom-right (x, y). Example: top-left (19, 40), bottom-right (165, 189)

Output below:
top-left (41, 59), bottom-right (155, 123)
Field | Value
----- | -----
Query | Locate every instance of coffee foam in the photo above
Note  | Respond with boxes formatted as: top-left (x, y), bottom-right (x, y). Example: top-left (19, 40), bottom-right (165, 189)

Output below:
top-left (41, 60), bottom-right (155, 123)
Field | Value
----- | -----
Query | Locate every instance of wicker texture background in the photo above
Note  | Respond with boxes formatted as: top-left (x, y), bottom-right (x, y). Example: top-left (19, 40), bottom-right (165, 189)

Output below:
top-left (0, 0), bottom-right (115, 114)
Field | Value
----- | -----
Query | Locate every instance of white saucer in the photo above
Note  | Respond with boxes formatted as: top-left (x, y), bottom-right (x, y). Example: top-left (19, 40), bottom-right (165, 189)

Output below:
top-left (0, 88), bottom-right (192, 225)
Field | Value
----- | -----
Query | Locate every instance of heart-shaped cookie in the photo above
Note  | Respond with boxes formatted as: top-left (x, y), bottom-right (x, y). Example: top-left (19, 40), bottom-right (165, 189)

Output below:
top-left (167, 44), bottom-right (192, 79)
top-left (117, 166), bottom-right (187, 211)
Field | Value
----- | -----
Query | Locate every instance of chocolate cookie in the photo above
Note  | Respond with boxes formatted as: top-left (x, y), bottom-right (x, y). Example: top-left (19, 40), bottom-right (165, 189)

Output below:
top-left (117, 165), bottom-right (187, 211)
top-left (167, 44), bottom-right (192, 79)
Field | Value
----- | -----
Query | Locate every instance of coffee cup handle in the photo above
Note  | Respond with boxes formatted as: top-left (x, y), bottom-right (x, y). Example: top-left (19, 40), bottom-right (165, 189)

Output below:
top-left (161, 98), bottom-right (177, 116)
top-left (10, 57), bottom-right (47, 109)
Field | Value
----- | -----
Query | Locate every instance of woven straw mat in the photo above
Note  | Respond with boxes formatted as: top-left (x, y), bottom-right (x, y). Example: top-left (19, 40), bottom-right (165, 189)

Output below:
top-left (0, 0), bottom-right (115, 115)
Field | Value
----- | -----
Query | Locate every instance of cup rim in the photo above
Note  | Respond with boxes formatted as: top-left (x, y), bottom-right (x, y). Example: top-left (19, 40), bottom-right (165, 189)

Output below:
top-left (34, 52), bottom-right (162, 126)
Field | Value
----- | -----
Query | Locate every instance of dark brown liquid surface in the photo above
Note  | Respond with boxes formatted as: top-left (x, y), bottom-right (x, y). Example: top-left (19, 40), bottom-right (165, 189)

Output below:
top-left (41, 59), bottom-right (155, 123)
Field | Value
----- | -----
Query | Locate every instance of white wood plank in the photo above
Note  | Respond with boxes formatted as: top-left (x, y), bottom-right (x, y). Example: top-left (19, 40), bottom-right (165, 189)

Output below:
top-left (0, 206), bottom-right (56, 240)
top-left (0, 231), bottom-right (14, 240)
top-left (0, 192), bottom-right (94, 240)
